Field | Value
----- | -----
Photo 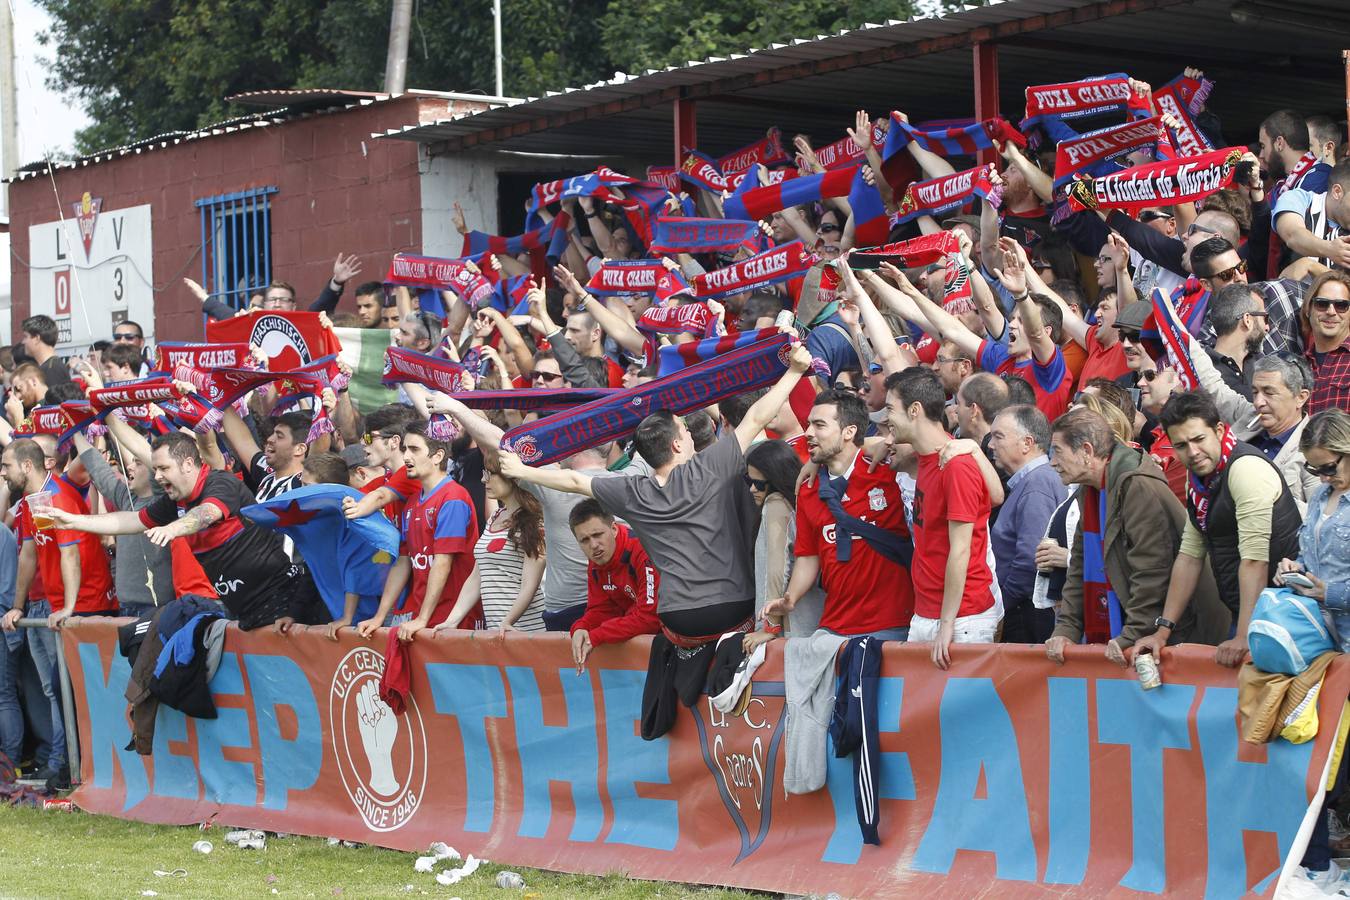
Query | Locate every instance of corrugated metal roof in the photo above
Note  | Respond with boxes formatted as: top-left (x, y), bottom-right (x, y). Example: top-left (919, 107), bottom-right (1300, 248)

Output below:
top-left (227, 88), bottom-right (390, 110)
top-left (374, 0), bottom-right (1350, 162)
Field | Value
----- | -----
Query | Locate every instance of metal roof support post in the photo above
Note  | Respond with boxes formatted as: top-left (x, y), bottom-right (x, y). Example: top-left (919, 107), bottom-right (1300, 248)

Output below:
top-left (1344, 50), bottom-right (1349, 145)
top-left (674, 95), bottom-right (696, 169)
top-left (974, 41), bottom-right (1000, 169)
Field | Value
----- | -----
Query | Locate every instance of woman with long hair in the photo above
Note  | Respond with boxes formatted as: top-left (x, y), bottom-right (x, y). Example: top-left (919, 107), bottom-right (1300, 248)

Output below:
top-left (438, 462), bottom-right (547, 633)
top-left (1275, 408), bottom-right (1350, 890)
top-left (745, 439), bottom-right (813, 631)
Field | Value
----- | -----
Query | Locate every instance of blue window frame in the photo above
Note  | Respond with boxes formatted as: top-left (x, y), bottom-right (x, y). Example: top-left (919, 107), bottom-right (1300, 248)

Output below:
top-left (195, 186), bottom-right (279, 311)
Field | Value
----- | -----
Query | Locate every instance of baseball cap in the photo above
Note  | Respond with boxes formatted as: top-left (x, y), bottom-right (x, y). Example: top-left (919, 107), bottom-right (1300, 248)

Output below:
top-left (340, 445), bottom-right (371, 469)
top-left (941, 213), bottom-right (982, 234)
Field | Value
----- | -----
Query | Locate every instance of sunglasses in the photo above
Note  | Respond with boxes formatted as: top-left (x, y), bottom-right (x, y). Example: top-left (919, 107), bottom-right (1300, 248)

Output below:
top-left (1140, 211), bottom-right (1175, 223)
top-left (1184, 223), bottom-right (1218, 239)
top-left (530, 370), bottom-right (563, 382)
top-left (744, 476), bottom-right (770, 491)
top-left (1140, 369), bottom-right (1163, 382)
top-left (361, 431), bottom-right (390, 445)
top-left (113, 332), bottom-right (141, 342)
top-left (1304, 454), bottom-right (1344, 478)
top-left (1312, 297), bottom-right (1350, 314)
top-left (1204, 260), bottom-right (1247, 282)
top-left (832, 382), bottom-right (859, 393)
top-left (1118, 330), bottom-right (1142, 343)
top-left (818, 223), bottom-right (842, 234)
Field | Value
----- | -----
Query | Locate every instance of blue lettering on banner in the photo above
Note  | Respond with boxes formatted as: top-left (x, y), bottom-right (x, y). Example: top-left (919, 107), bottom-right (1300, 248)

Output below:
top-left (246, 654), bottom-right (322, 811)
top-left (599, 668), bottom-right (679, 851)
top-left (194, 653), bottom-right (257, 807)
top-left (1096, 679), bottom-right (1195, 894)
top-left (507, 666), bottom-right (604, 842)
top-left (1045, 677), bottom-right (1090, 885)
top-left (426, 663), bottom-right (507, 833)
top-left (1197, 687), bottom-right (1313, 899)
top-left (912, 678), bottom-right (1037, 881)
top-left (822, 676), bottom-right (915, 864)
top-left (151, 704), bottom-right (201, 801)
top-left (78, 643), bottom-right (148, 810)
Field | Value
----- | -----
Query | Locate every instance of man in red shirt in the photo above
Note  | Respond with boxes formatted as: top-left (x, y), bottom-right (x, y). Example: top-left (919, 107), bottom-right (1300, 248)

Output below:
top-left (567, 499), bottom-right (661, 671)
top-left (0, 438), bottom-right (115, 786)
top-left (342, 404), bottom-right (420, 523)
top-left (884, 369), bottom-right (998, 668)
top-left (0, 438), bottom-right (115, 629)
top-left (357, 420), bottom-right (481, 642)
top-left (769, 390), bottom-right (914, 639)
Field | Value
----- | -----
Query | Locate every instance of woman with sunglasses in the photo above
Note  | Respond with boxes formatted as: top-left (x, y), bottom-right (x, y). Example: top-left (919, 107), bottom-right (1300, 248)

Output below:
top-left (744, 440), bottom-right (811, 632)
top-left (1274, 408), bottom-right (1350, 892)
top-left (1300, 270), bottom-right (1350, 414)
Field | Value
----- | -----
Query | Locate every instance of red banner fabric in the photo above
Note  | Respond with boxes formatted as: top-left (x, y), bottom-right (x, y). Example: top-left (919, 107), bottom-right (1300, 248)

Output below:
top-left (1066, 147), bottom-right (1246, 214)
top-left (205, 311), bottom-right (342, 373)
top-left (61, 620), bottom-right (1342, 898)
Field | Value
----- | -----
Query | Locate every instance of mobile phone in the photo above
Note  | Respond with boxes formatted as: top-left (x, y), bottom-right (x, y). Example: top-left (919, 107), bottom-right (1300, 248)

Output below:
top-left (1282, 572), bottom-right (1315, 589)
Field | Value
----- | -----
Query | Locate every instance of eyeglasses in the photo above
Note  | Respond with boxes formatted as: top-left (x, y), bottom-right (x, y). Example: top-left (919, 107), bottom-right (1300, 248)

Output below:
top-left (818, 223), bottom-right (842, 234)
top-left (1140, 210), bottom-right (1175, 224)
top-left (112, 332), bottom-right (140, 342)
top-left (832, 382), bottom-right (859, 393)
top-left (361, 431), bottom-right (389, 445)
top-left (1184, 223), bottom-right (1218, 239)
top-left (1304, 454), bottom-right (1344, 478)
top-left (934, 355), bottom-right (965, 365)
top-left (1140, 369), bottom-right (1161, 382)
top-left (530, 370), bottom-right (564, 383)
top-left (744, 476), bottom-right (770, 491)
top-left (1246, 309), bottom-right (1269, 319)
top-left (1118, 330), bottom-right (1142, 343)
top-left (1312, 297), bottom-right (1350, 314)
top-left (1204, 260), bottom-right (1247, 283)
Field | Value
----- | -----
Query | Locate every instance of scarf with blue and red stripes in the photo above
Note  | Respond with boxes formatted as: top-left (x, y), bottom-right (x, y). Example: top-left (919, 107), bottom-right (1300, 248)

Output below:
top-left (499, 332), bottom-right (794, 466)
top-left (723, 166), bottom-right (856, 222)
top-left (882, 115), bottom-right (1025, 160)
top-left (1080, 480), bottom-right (1123, 644)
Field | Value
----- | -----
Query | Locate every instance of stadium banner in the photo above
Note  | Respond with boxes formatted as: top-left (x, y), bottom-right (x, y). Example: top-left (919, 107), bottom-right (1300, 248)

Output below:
top-left (61, 620), bottom-right (1345, 898)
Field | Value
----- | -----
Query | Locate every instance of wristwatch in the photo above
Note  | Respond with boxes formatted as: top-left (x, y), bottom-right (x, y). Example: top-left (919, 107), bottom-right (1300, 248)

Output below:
top-left (1153, 616), bottom-right (1176, 631)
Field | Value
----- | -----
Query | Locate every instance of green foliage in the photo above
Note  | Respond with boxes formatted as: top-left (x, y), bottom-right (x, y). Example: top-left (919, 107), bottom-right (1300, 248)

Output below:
top-left (37, 0), bottom-right (975, 155)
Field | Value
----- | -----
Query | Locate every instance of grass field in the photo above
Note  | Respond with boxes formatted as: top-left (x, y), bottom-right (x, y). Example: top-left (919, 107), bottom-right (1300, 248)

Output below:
top-left (0, 806), bottom-right (768, 900)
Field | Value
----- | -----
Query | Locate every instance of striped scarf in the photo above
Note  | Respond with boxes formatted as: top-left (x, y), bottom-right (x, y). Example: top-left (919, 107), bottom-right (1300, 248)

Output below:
top-left (882, 115), bottom-right (1025, 160)
top-left (1080, 483), bottom-right (1123, 644)
top-left (1187, 423), bottom-right (1237, 532)
top-left (500, 333), bottom-right (793, 466)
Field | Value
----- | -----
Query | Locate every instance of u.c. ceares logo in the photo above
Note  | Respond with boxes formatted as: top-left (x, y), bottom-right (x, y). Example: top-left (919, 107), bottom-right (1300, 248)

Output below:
top-left (329, 647), bottom-right (428, 832)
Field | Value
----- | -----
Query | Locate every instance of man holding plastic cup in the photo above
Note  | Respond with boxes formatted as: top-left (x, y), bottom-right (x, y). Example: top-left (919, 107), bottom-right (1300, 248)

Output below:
top-left (0, 438), bottom-right (115, 788)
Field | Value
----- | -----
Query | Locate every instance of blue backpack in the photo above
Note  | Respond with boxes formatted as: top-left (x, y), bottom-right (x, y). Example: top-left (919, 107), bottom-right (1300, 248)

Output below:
top-left (1247, 587), bottom-right (1336, 675)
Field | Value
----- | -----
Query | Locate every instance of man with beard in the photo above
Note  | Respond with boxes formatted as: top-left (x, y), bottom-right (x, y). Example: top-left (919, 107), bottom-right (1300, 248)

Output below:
top-left (765, 389), bottom-right (914, 641)
top-left (47, 432), bottom-right (300, 630)
top-left (1196, 281), bottom-right (1268, 401)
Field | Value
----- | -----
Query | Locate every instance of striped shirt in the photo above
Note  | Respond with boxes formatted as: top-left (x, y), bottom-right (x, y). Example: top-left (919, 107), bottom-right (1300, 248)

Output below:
top-left (474, 523), bottom-right (546, 632)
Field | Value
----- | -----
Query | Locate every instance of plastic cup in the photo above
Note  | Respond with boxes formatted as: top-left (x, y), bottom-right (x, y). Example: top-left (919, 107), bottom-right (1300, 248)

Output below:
top-left (28, 491), bottom-right (54, 530)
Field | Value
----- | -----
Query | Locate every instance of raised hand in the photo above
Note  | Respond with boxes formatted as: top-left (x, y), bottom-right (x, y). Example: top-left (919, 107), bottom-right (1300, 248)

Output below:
top-left (332, 253), bottom-right (362, 286)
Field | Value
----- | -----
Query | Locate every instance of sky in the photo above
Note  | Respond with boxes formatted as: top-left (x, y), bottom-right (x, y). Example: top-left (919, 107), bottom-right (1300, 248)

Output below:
top-left (10, 0), bottom-right (93, 168)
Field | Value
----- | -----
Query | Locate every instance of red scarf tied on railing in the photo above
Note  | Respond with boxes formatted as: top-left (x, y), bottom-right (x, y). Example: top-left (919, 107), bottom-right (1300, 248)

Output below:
top-left (1186, 423), bottom-right (1237, 532)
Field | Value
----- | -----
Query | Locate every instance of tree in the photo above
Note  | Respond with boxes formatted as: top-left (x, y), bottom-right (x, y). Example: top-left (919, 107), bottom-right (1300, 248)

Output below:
top-left (38, 0), bottom-right (976, 154)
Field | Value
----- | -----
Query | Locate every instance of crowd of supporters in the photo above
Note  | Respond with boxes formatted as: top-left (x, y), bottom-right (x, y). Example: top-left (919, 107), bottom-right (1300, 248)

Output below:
top-left (1, 66), bottom-right (1349, 891)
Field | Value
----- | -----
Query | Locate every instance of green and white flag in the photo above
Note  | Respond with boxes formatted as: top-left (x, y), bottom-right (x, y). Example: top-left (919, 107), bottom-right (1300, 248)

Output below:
top-left (334, 327), bottom-right (398, 414)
